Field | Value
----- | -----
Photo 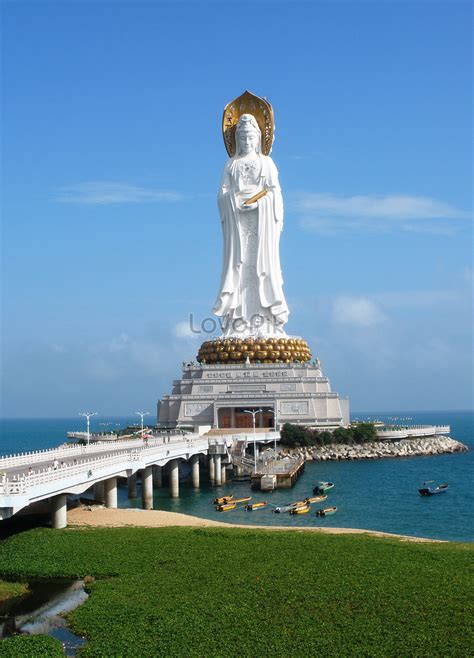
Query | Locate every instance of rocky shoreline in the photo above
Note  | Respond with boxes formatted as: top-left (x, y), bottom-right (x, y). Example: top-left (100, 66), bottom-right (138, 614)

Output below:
top-left (281, 436), bottom-right (468, 462)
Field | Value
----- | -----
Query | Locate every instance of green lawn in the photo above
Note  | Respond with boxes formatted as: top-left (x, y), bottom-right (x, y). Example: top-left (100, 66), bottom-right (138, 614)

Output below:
top-left (0, 579), bottom-right (27, 603)
top-left (0, 527), bottom-right (472, 657)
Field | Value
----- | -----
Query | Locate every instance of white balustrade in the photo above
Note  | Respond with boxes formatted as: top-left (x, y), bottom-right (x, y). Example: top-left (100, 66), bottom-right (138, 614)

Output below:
top-left (0, 437), bottom-right (208, 496)
top-left (376, 425), bottom-right (450, 439)
top-left (0, 434), bottom-right (196, 469)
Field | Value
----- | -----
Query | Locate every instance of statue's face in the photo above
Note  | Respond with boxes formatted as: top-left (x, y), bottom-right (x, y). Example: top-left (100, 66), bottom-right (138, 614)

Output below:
top-left (237, 129), bottom-right (259, 155)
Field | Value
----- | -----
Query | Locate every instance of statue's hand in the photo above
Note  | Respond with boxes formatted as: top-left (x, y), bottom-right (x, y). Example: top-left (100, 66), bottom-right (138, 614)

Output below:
top-left (241, 201), bottom-right (258, 211)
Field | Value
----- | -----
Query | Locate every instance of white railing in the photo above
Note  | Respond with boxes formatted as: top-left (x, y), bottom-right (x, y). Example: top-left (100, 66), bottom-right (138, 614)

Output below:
top-left (0, 434), bottom-right (197, 469)
top-left (186, 361), bottom-right (318, 371)
top-left (258, 457), bottom-right (303, 475)
top-left (0, 450), bottom-right (135, 495)
top-left (166, 392), bottom-right (338, 400)
top-left (376, 425), bottom-right (450, 439)
top-left (67, 432), bottom-right (119, 440)
top-left (0, 437), bottom-right (208, 496)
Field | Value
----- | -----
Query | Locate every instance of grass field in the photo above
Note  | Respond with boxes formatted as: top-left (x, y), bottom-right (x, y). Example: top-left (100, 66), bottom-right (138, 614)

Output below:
top-left (0, 527), bottom-right (472, 657)
top-left (0, 580), bottom-right (27, 603)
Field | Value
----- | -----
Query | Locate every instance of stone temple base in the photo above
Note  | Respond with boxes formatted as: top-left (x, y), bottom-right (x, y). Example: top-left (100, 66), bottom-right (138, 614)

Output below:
top-left (157, 361), bottom-right (349, 432)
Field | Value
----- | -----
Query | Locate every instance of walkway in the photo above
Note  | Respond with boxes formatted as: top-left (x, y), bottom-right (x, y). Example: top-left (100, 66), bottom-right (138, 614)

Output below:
top-left (0, 432), bottom-right (280, 527)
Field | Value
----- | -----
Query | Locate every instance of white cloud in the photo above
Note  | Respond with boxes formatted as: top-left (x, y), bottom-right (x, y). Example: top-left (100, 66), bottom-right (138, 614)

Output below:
top-left (174, 321), bottom-right (197, 339)
top-left (296, 193), bottom-right (470, 235)
top-left (373, 289), bottom-right (467, 310)
top-left (332, 296), bottom-right (386, 327)
top-left (107, 333), bottom-right (130, 352)
top-left (83, 334), bottom-right (172, 381)
top-left (56, 181), bottom-right (183, 204)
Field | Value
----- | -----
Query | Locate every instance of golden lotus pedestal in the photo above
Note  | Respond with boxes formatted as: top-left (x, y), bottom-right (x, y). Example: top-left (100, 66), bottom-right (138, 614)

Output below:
top-left (197, 336), bottom-right (312, 365)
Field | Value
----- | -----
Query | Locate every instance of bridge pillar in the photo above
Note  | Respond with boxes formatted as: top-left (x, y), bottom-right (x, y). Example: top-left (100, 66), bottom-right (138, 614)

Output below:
top-left (51, 494), bottom-right (67, 529)
top-left (142, 466), bottom-right (153, 509)
top-left (169, 459), bottom-right (179, 498)
top-left (127, 474), bottom-right (137, 499)
top-left (104, 477), bottom-right (117, 509)
top-left (234, 464), bottom-right (243, 477)
top-left (208, 455), bottom-right (215, 484)
top-left (94, 481), bottom-right (105, 503)
top-left (153, 465), bottom-right (162, 488)
top-left (190, 454), bottom-right (200, 489)
top-left (215, 455), bottom-right (222, 486)
top-left (221, 464), bottom-right (227, 485)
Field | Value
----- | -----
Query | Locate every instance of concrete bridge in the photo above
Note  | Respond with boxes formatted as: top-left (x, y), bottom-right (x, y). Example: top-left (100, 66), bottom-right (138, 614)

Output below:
top-left (0, 432), bottom-right (280, 528)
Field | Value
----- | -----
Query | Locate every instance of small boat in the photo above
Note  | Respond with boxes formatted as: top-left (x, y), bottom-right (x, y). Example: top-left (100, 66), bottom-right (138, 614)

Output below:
top-left (292, 499), bottom-right (310, 507)
top-left (213, 494), bottom-right (233, 505)
top-left (313, 482), bottom-right (334, 495)
top-left (273, 504), bottom-right (295, 514)
top-left (245, 501), bottom-right (268, 511)
top-left (216, 503), bottom-right (237, 512)
top-left (274, 499), bottom-right (310, 514)
top-left (304, 495), bottom-right (328, 504)
top-left (290, 503), bottom-right (310, 515)
top-left (418, 481), bottom-right (449, 496)
top-left (316, 506), bottom-right (337, 517)
top-left (231, 496), bottom-right (252, 504)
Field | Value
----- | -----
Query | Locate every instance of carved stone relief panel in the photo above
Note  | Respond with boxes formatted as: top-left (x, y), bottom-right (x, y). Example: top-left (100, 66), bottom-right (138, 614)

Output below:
top-left (184, 403), bottom-right (210, 417)
top-left (280, 401), bottom-right (309, 415)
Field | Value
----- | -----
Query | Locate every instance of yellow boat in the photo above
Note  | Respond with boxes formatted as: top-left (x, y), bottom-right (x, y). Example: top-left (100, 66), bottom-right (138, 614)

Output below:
top-left (213, 494), bottom-right (233, 505)
top-left (216, 503), bottom-right (237, 512)
top-left (231, 496), bottom-right (252, 504)
top-left (292, 499), bottom-right (309, 508)
top-left (290, 503), bottom-right (310, 515)
top-left (304, 495), bottom-right (328, 504)
top-left (316, 506), bottom-right (337, 517)
top-left (244, 501), bottom-right (268, 511)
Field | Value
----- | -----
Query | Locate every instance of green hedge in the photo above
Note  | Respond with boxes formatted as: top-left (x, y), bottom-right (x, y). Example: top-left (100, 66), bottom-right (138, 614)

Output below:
top-left (0, 635), bottom-right (63, 657)
top-left (280, 422), bottom-right (377, 448)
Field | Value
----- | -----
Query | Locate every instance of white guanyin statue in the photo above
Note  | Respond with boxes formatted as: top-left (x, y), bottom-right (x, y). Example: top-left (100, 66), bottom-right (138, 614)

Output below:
top-left (213, 111), bottom-right (289, 337)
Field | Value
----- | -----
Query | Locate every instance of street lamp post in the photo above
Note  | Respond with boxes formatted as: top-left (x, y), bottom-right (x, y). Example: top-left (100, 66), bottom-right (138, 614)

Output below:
top-left (135, 411), bottom-right (150, 439)
top-left (268, 409), bottom-right (277, 456)
top-left (243, 408), bottom-right (263, 473)
top-left (79, 412), bottom-right (98, 446)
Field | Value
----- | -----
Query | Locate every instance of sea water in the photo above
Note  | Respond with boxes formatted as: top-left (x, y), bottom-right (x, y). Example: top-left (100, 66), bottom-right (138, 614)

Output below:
top-left (0, 411), bottom-right (472, 542)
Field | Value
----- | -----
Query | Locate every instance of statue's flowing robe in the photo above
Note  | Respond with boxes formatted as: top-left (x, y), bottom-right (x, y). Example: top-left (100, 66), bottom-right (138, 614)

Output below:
top-left (213, 154), bottom-right (289, 335)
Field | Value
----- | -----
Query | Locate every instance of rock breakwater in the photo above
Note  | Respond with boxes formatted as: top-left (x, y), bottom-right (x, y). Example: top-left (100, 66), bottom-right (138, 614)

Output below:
top-left (282, 436), bottom-right (468, 462)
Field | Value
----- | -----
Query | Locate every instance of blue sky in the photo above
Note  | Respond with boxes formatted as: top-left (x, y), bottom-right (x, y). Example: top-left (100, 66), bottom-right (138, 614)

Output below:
top-left (1, 1), bottom-right (472, 418)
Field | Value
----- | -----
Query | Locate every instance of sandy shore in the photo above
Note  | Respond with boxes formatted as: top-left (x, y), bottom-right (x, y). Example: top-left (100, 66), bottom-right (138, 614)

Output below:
top-left (67, 506), bottom-right (445, 542)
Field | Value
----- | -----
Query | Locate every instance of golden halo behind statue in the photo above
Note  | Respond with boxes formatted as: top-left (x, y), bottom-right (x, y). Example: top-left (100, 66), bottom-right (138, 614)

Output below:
top-left (222, 90), bottom-right (275, 157)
